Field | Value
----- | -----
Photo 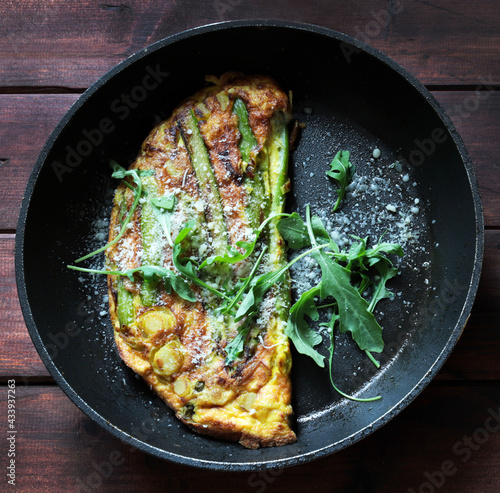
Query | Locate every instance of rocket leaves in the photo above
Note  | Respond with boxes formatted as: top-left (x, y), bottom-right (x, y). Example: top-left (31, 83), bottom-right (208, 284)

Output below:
top-left (223, 243), bottom-right (329, 364)
top-left (150, 194), bottom-right (177, 248)
top-left (172, 221), bottom-right (231, 301)
top-left (279, 205), bottom-right (403, 401)
top-left (67, 264), bottom-right (196, 303)
top-left (74, 161), bottom-right (154, 263)
top-left (326, 150), bottom-right (355, 213)
top-left (199, 212), bottom-right (288, 269)
top-left (284, 285), bottom-right (324, 367)
top-left (277, 212), bottom-right (331, 250)
top-left (69, 151), bottom-right (404, 402)
top-left (304, 206), bottom-right (385, 354)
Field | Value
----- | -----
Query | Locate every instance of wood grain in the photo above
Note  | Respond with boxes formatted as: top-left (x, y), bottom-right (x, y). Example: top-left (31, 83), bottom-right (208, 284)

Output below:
top-left (2, 230), bottom-right (499, 381)
top-left (1, 1), bottom-right (499, 88)
top-left (1, 383), bottom-right (499, 492)
top-left (2, 2), bottom-right (499, 491)
top-left (434, 91), bottom-right (500, 227)
top-left (0, 235), bottom-right (50, 378)
top-left (0, 94), bottom-right (78, 231)
top-left (1, 91), bottom-right (499, 231)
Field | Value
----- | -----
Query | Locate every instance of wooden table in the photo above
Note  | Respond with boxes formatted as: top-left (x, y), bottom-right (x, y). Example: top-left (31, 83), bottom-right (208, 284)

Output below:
top-left (2, 1), bottom-right (499, 491)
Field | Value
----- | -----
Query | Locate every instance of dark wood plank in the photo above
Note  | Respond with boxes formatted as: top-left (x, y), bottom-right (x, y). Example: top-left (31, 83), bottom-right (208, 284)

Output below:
top-left (1, 1), bottom-right (500, 88)
top-left (2, 230), bottom-right (499, 381)
top-left (0, 94), bottom-right (78, 230)
top-left (2, 383), bottom-right (499, 492)
top-left (0, 235), bottom-right (50, 378)
top-left (435, 91), bottom-right (500, 227)
top-left (1, 91), bottom-right (499, 231)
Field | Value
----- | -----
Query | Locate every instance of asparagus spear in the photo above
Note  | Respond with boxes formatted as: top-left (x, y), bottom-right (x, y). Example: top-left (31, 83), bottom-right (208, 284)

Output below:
top-left (234, 97), bottom-right (270, 231)
top-left (179, 109), bottom-right (228, 257)
top-left (269, 113), bottom-right (290, 219)
top-left (234, 99), bottom-right (290, 320)
top-left (140, 174), bottom-right (161, 306)
top-left (266, 112), bottom-right (291, 320)
top-left (233, 98), bottom-right (258, 165)
top-left (224, 101), bottom-right (291, 362)
top-left (117, 278), bottom-right (135, 326)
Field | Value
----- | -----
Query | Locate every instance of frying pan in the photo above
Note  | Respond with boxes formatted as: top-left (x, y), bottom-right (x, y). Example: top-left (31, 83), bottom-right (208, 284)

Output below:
top-left (15, 20), bottom-right (483, 471)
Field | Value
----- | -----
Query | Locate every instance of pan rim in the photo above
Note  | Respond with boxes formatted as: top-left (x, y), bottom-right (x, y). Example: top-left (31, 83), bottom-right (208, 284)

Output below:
top-left (15, 19), bottom-right (484, 471)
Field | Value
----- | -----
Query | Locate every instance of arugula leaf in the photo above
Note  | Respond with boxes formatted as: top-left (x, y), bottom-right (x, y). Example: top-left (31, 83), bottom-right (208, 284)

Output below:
top-left (282, 207), bottom-right (390, 377)
top-left (234, 270), bottom-right (285, 321)
top-left (75, 161), bottom-right (154, 263)
top-left (365, 241), bottom-right (404, 266)
top-left (140, 265), bottom-right (196, 302)
top-left (319, 301), bottom-right (381, 401)
top-left (150, 194), bottom-right (177, 247)
top-left (225, 246), bottom-right (326, 364)
top-left (345, 236), bottom-right (368, 271)
top-left (174, 219), bottom-right (195, 244)
top-left (367, 258), bottom-right (398, 313)
top-left (219, 247), bottom-right (267, 316)
top-left (285, 285), bottom-right (325, 367)
top-left (224, 318), bottom-right (253, 364)
top-left (111, 161), bottom-right (155, 183)
top-left (200, 212), bottom-right (288, 268)
top-left (172, 221), bottom-right (231, 301)
top-left (278, 212), bottom-right (331, 250)
top-left (305, 205), bottom-right (384, 353)
top-left (310, 215), bottom-right (332, 245)
top-left (224, 243), bottom-right (328, 365)
top-left (332, 268), bottom-right (384, 351)
top-left (234, 243), bottom-right (328, 322)
top-left (277, 212), bottom-right (310, 249)
top-left (317, 253), bottom-right (384, 352)
top-left (67, 264), bottom-right (196, 302)
top-left (151, 195), bottom-right (176, 210)
top-left (110, 161), bottom-right (133, 180)
top-left (200, 240), bottom-right (254, 269)
top-left (326, 150), bottom-right (355, 213)
top-left (327, 335), bottom-right (381, 402)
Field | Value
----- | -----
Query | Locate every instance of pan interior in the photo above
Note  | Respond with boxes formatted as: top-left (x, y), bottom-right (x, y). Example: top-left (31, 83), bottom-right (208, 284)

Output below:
top-left (19, 23), bottom-right (480, 469)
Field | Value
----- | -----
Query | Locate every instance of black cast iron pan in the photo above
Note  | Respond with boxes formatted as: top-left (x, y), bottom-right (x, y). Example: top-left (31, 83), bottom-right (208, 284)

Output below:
top-left (16, 20), bottom-right (483, 471)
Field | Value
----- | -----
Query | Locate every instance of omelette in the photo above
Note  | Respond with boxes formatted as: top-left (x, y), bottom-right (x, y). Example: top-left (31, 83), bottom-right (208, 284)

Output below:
top-left (105, 73), bottom-right (296, 448)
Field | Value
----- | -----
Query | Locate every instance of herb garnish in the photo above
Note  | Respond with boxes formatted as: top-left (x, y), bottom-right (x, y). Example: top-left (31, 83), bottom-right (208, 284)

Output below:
top-left (67, 264), bottom-right (196, 302)
top-left (285, 285), bottom-right (324, 366)
top-left (199, 212), bottom-right (288, 269)
top-left (219, 246), bottom-right (268, 317)
top-left (172, 220), bottom-right (231, 301)
top-left (69, 150), bottom-right (403, 402)
top-left (224, 242), bottom-right (329, 364)
top-left (326, 150), bottom-right (355, 213)
top-left (74, 161), bottom-right (154, 263)
top-left (150, 194), bottom-right (177, 248)
top-left (278, 203), bottom-right (403, 400)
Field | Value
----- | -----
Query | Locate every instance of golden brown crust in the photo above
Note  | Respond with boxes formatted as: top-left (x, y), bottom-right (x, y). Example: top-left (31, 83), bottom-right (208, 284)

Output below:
top-left (106, 73), bottom-right (296, 448)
